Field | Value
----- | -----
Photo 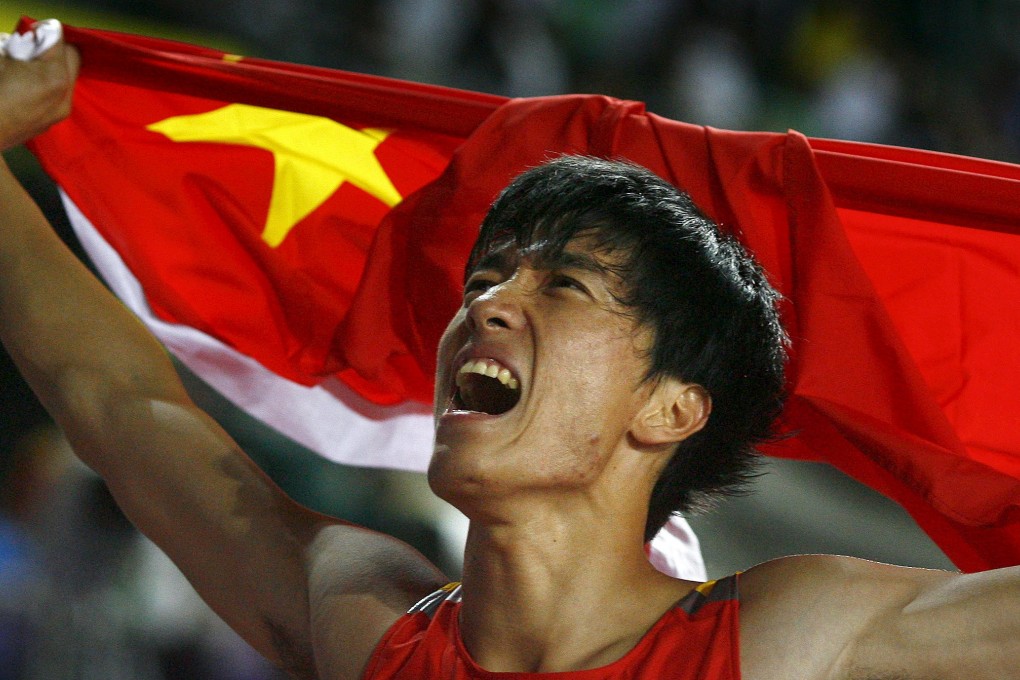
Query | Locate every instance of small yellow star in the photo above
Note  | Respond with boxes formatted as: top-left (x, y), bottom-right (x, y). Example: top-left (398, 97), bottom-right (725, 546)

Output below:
top-left (147, 103), bottom-right (402, 247)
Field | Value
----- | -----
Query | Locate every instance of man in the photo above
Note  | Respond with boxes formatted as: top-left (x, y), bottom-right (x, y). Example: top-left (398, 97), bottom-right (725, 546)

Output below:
top-left (1, 36), bottom-right (1018, 680)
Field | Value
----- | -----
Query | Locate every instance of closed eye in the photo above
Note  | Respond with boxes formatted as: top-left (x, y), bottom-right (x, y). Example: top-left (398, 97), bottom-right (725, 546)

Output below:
top-left (549, 274), bottom-right (589, 295)
top-left (464, 274), bottom-right (498, 301)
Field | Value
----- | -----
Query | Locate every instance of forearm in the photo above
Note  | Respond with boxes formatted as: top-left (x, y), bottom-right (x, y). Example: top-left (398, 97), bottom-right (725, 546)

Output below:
top-left (0, 157), bottom-right (326, 660)
top-left (0, 156), bottom-right (188, 459)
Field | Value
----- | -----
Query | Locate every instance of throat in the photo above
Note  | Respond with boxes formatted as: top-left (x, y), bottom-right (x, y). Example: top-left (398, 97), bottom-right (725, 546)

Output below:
top-left (456, 519), bottom-right (683, 672)
top-left (456, 562), bottom-right (684, 674)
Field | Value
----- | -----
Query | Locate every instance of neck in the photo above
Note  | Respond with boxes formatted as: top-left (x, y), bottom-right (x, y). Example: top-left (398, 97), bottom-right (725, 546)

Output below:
top-left (456, 504), bottom-right (694, 673)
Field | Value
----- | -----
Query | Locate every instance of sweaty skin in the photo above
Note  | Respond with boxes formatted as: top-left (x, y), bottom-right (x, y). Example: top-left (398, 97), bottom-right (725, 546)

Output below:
top-left (1, 35), bottom-right (1019, 680)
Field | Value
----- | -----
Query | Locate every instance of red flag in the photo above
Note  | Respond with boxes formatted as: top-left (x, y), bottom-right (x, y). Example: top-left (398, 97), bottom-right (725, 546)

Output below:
top-left (26, 21), bottom-right (1020, 571)
top-left (24, 19), bottom-right (507, 471)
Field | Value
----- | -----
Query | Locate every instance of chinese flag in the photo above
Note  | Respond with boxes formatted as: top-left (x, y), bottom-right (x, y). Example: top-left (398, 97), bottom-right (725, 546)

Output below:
top-left (26, 21), bottom-right (1020, 571)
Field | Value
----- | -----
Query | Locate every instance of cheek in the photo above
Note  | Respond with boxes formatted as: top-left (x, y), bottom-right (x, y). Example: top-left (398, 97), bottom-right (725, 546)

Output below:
top-left (437, 312), bottom-right (465, 360)
top-left (558, 328), bottom-right (645, 396)
top-left (531, 384), bottom-right (625, 478)
top-left (545, 330), bottom-right (647, 440)
top-left (532, 430), bottom-right (612, 489)
top-left (435, 314), bottom-right (467, 397)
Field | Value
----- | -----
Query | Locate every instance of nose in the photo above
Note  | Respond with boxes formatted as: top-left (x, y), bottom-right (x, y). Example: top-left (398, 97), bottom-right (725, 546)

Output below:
top-left (466, 280), bottom-right (527, 334)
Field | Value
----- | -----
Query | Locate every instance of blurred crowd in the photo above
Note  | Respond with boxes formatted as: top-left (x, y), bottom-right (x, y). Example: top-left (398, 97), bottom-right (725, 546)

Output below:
top-left (0, 422), bottom-right (289, 679)
top-left (71, 0), bottom-right (1020, 162)
top-left (2, 0), bottom-right (1017, 678)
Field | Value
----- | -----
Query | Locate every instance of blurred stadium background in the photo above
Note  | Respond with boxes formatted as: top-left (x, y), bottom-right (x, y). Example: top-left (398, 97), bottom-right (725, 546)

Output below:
top-left (2, 0), bottom-right (1010, 677)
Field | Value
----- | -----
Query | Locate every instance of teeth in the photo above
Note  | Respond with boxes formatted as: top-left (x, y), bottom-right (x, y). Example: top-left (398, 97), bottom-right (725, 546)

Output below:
top-left (456, 359), bottom-right (520, 390)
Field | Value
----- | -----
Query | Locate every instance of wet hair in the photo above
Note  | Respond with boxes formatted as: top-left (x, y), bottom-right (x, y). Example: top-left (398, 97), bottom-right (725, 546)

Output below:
top-left (467, 156), bottom-right (788, 541)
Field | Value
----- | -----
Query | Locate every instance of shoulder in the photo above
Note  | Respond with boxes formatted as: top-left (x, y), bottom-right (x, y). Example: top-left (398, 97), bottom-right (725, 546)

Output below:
top-left (305, 522), bottom-right (448, 680)
top-left (740, 553), bottom-right (951, 607)
top-left (738, 554), bottom-right (954, 680)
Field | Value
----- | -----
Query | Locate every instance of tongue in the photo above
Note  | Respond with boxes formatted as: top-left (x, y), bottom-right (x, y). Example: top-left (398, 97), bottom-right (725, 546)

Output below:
top-left (458, 373), bottom-right (520, 415)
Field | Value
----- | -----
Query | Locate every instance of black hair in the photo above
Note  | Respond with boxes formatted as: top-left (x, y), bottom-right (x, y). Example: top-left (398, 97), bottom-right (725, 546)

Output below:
top-left (468, 156), bottom-right (789, 541)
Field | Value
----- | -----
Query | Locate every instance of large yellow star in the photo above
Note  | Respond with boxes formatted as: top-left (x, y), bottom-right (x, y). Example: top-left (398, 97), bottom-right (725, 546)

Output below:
top-left (147, 104), bottom-right (402, 247)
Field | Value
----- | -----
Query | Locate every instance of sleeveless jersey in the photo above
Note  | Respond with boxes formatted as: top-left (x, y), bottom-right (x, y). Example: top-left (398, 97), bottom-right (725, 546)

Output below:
top-left (362, 574), bottom-right (740, 679)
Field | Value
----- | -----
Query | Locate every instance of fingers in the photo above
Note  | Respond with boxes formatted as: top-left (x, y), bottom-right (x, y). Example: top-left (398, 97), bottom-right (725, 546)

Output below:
top-left (0, 34), bottom-right (80, 151)
top-left (62, 39), bottom-right (81, 80)
top-left (37, 41), bottom-right (81, 120)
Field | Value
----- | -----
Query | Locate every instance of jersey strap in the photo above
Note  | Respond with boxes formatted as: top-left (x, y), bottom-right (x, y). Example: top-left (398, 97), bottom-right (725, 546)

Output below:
top-left (407, 581), bottom-right (462, 619)
top-left (677, 573), bottom-right (740, 616)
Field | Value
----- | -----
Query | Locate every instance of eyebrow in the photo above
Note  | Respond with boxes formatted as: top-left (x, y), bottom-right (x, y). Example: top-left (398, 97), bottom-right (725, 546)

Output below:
top-left (533, 248), bottom-right (609, 274)
top-left (471, 243), bottom-right (609, 275)
top-left (471, 247), bottom-right (513, 273)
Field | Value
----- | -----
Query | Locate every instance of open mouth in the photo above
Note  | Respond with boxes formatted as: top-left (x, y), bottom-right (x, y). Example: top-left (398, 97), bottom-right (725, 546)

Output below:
top-left (452, 358), bottom-right (522, 415)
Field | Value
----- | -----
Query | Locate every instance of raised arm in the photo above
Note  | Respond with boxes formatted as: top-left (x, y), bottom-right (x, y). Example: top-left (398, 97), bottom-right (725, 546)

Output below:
top-left (851, 561), bottom-right (1020, 679)
top-left (740, 554), bottom-right (1020, 680)
top-left (0, 37), bottom-right (444, 680)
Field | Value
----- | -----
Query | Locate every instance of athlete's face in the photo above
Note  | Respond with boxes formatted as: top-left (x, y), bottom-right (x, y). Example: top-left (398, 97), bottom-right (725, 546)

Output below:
top-left (429, 235), bottom-right (662, 509)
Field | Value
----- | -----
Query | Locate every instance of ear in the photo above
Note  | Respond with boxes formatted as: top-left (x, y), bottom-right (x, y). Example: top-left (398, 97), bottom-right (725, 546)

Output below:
top-left (631, 380), bottom-right (711, 447)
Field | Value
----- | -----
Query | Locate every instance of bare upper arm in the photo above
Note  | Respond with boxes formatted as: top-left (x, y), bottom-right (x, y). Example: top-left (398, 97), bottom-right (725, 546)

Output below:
top-left (64, 389), bottom-right (445, 680)
top-left (848, 563), bottom-right (1020, 680)
top-left (738, 554), bottom-right (954, 680)
top-left (740, 554), bottom-right (1020, 680)
top-left (305, 524), bottom-right (448, 679)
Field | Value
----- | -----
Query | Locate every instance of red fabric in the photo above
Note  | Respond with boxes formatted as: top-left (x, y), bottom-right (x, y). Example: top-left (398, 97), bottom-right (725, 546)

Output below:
top-left (27, 20), bottom-right (496, 404)
top-left (362, 584), bottom-right (740, 679)
top-left (24, 21), bottom-right (1020, 571)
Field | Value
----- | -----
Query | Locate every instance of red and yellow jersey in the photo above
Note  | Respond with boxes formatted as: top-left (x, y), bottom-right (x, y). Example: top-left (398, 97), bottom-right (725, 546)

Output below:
top-left (363, 575), bottom-right (740, 679)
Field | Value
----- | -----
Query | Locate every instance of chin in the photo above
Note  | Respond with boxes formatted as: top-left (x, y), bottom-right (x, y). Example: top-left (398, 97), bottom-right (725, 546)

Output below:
top-left (426, 457), bottom-right (475, 518)
top-left (427, 440), bottom-right (502, 510)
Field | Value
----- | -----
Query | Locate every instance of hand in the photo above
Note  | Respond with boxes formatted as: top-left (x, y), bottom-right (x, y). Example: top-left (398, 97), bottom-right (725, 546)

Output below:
top-left (0, 31), bottom-right (80, 151)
